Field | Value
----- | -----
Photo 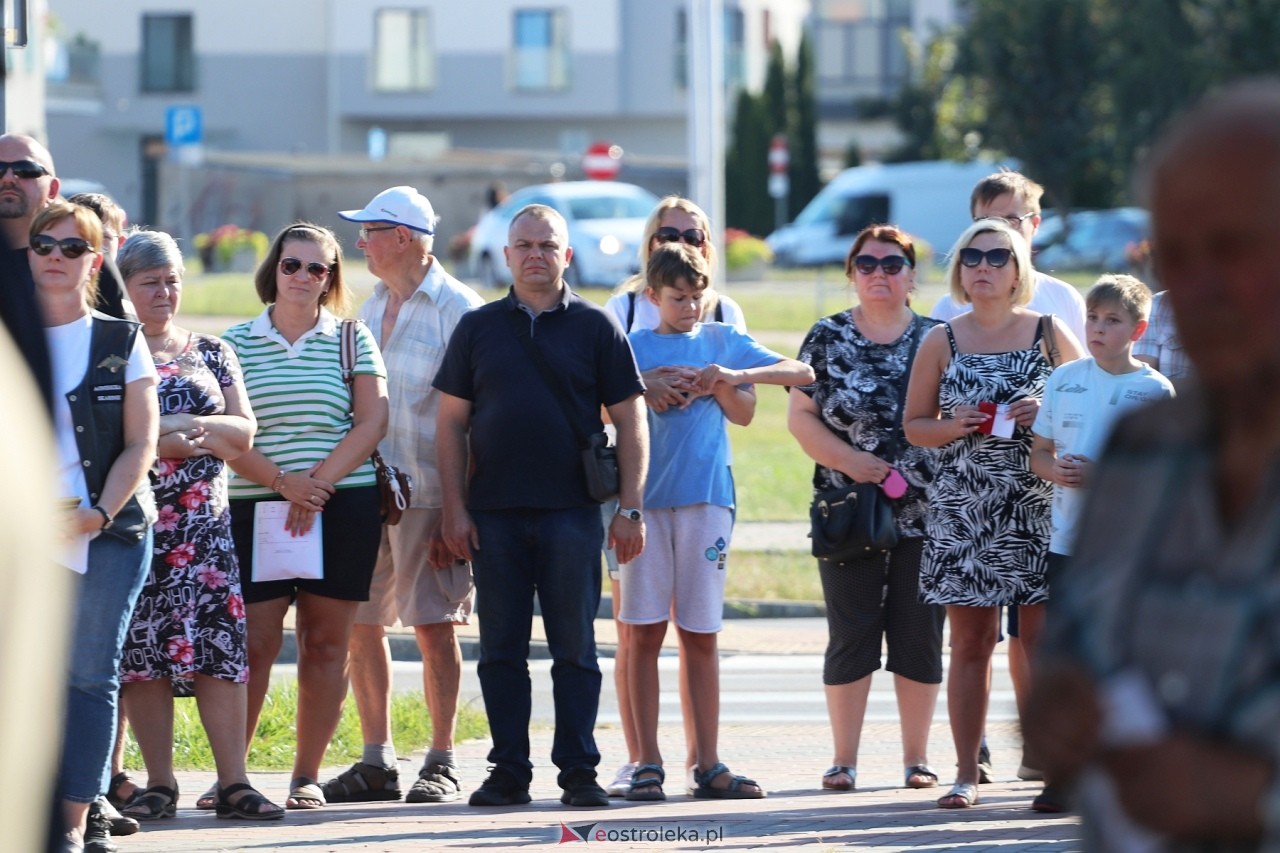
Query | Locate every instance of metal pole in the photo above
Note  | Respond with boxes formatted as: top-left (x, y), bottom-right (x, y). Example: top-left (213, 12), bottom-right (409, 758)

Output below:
top-left (686, 0), bottom-right (725, 283)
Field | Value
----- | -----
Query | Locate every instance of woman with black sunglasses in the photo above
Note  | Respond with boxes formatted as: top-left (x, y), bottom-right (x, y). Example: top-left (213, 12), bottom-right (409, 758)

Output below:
top-left (903, 219), bottom-right (1082, 810)
top-left (32, 201), bottom-right (160, 851)
top-left (223, 222), bottom-right (388, 811)
top-left (788, 225), bottom-right (946, 797)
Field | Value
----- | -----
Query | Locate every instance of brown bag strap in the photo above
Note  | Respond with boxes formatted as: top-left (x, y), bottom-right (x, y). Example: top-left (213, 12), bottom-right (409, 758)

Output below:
top-left (1039, 314), bottom-right (1062, 368)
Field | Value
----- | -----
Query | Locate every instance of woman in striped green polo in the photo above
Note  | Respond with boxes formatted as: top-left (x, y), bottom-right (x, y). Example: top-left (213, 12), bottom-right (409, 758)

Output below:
top-left (224, 223), bottom-right (388, 811)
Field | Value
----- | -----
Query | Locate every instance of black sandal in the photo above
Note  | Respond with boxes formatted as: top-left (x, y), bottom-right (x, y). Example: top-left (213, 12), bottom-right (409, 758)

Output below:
top-left (121, 784), bottom-right (179, 821)
top-left (624, 764), bottom-right (666, 802)
top-left (106, 772), bottom-right (140, 809)
top-left (215, 782), bottom-right (285, 821)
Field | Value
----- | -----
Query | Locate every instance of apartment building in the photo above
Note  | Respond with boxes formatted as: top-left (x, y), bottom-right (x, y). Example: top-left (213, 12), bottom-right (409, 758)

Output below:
top-left (43, 0), bottom-right (810, 229)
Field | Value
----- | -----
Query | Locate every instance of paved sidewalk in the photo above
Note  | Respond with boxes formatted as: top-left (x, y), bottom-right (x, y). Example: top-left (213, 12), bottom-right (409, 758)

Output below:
top-left (120, 720), bottom-right (1079, 852)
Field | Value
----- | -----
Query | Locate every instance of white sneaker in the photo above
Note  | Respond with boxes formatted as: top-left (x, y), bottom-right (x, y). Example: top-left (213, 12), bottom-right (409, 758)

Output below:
top-left (605, 762), bottom-right (637, 798)
top-left (1017, 763), bottom-right (1045, 781)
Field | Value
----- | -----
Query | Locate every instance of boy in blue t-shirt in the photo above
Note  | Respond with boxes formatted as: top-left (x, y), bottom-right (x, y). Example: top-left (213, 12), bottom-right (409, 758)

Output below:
top-left (1028, 274), bottom-right (1173, 811)
top-left (618, 243), bottom-right (814, 802)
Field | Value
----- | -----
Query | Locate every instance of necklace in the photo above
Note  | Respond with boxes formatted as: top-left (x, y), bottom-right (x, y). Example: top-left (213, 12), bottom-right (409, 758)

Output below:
top-left (144, 329), bottom-right (179, 356)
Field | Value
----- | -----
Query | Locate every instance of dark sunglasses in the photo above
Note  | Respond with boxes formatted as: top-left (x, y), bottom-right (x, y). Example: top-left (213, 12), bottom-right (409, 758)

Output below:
top-left (853, 254), bottom-right (912, 275)
top-left (29, 234), bottom-right (96, 259)
top-left (279, 257), bottom-right (333, 280)
top-left (653, 227), bottom-right (707, 248)
top-left (0, 160), bottom-right (49, 180)
top-left (958, 247), bottom-right (1014, 268)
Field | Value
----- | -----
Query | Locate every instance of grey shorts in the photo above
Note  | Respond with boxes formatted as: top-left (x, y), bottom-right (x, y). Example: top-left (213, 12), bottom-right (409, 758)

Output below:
top-left (354, 507), bottom-right (474, 627)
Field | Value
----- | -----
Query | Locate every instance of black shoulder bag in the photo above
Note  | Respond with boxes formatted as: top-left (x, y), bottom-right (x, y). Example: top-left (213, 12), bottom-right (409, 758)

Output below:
top-left (809, 317), bottom-right (923, 563)
top-left (506, 310), bottom-right (619, 502)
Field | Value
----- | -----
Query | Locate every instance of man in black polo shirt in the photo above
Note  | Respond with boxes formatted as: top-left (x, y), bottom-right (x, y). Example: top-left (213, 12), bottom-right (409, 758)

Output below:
top-left (435, 203), bottom-right (647, 809)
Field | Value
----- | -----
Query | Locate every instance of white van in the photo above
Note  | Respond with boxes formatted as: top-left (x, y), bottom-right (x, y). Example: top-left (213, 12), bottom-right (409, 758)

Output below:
top-left (767, 158), bottom-right (1017, 266)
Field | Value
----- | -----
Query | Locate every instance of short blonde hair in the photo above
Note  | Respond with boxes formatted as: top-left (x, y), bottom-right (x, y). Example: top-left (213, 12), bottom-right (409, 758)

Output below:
top-left (946, 219), bottom-right (1035, 307)
top-left (1088, 274), bottom-right (1152, 323)
top-left (970, 169), bottom-right (1045, 217)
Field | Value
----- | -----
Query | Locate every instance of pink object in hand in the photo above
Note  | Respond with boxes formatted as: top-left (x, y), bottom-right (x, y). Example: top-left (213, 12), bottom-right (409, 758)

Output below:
top-left (881, 468), bottom-right (908, 499)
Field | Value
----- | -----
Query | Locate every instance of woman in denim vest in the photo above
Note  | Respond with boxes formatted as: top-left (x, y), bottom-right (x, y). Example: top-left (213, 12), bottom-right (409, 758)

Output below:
top-left (33, 201), bottom-right (159, 852)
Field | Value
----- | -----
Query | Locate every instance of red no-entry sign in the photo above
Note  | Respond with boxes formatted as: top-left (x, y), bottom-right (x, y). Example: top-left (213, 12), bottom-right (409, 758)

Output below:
top-left (583, 141), bottom-right (623, 180)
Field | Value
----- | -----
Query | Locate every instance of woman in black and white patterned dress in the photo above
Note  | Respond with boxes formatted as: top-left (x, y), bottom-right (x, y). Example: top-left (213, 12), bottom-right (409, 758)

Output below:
top-left (903, 219), bottom-right (1082, 809)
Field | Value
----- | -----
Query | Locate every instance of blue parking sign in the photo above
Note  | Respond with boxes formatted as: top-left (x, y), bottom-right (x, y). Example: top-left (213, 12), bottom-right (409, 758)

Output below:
top-left (165, 106), bottom-right (202, 147)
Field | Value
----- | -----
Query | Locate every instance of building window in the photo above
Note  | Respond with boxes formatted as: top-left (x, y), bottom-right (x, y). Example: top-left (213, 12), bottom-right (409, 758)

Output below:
top-left (815, 12), bottom-right (910, 98)
top-left (512, 9), bottom-right (569, 91)
top-left (724, 7), bottom-right (745, 89)
top-left (374, 9), bottom-right (434, 91)
top-left (674, 8), bottom-right (746, 91)
top-left (140, 14), bottom-right (194, 93)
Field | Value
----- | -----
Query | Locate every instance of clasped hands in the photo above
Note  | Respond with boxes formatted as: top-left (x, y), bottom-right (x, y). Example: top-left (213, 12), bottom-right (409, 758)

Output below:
top-left (278, 463), bottom-right (335, 536)
top-left (643, 364), bottom-right (741, 412)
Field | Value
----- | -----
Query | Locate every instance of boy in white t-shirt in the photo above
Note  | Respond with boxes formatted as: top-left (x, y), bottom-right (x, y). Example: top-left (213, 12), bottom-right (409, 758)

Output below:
top-left (1028, 274), bottom-right (1174, 811)
top-left (618, 243), bottom-right (813, 802)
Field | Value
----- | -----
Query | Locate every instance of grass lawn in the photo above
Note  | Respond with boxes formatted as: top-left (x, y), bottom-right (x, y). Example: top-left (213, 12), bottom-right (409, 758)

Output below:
top-left (126, 682), bottom-right (488, 772)
top-left (723, 551), bottom-right (822, 602)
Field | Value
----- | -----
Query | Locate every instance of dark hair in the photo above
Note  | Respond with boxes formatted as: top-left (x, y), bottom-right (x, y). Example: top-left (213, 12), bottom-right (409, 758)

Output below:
top-left (845, 224), bottom-right (917, 278)
top-left (253, 222), bottom-right (347, 313)
top-left (646, 243), bottom-right (710, 293)
top-left (67, 192), bottom-right (126, 233)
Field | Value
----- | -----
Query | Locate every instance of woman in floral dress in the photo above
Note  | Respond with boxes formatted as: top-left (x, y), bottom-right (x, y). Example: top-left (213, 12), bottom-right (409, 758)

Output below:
top-left (116, 230), bottom-right (283, 821)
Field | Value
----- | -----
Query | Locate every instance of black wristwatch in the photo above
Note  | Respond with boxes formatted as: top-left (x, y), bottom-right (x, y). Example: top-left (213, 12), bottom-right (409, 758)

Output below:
top-left (91, 504), bottom-right (114, 530)
top-left (616, 507), bottom-right (643, 523)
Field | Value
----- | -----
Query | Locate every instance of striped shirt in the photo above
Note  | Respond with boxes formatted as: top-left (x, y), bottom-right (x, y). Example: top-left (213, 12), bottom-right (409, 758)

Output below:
top-left (223, 307), bottom-right (386, 499)
top-left (357, 259), bottom-right (484, 508)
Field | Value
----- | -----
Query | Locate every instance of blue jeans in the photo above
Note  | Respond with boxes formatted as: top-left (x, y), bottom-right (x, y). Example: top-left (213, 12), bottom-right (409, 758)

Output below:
top-left (59, 530), bottom-right (152, 802)
top-left (471, 506), bottom-right (603, 787)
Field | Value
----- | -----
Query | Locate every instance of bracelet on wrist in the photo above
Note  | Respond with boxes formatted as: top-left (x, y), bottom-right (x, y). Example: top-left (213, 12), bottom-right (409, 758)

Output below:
top-left (271, 470), bottom-right (286, 492)
top-left (90, 504), bottom-right (113, 530)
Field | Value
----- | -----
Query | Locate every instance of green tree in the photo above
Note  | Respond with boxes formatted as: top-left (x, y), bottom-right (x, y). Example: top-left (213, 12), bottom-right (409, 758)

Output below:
top-left (725, 89), bottom-right (774, 236)
top-left (788, 31), bottom-right (821, 219)
top-left (948, 0), bottom-right (1280, 210)
top-left (763, 40), bottom-right (791, 141)
top-left (890, 29), bottom-right (983, 163)
top-left (957, 0), bottom-right (1110, 210)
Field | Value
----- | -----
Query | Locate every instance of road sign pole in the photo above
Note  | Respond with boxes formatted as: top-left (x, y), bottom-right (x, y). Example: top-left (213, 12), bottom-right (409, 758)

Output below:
top-left (769, 134), bottom-right (789, 232)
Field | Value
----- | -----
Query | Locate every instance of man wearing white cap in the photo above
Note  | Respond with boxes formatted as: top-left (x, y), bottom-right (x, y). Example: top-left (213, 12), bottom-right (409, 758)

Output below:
top-left (321, 186), bottom-right (484, 806)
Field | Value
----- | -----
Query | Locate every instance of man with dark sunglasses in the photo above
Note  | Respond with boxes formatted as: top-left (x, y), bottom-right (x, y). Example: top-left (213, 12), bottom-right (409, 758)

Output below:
top-left (0, 134), bottom-right (59, 414)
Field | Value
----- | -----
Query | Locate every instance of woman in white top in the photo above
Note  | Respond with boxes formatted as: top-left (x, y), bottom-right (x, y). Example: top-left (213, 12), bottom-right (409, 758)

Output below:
top-left (35, 201), bottom-right (159, 851)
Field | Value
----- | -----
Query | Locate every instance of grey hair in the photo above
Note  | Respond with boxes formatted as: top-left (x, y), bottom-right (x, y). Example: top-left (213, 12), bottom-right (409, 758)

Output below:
top-left (118, 229), bottom-right (185, 281)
